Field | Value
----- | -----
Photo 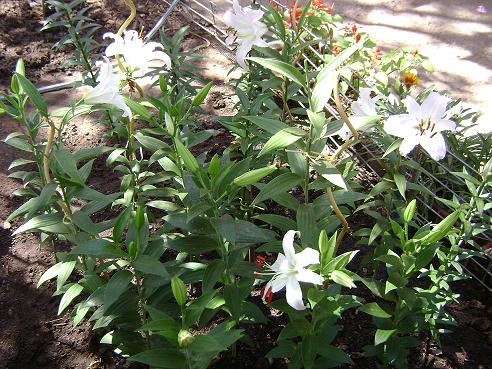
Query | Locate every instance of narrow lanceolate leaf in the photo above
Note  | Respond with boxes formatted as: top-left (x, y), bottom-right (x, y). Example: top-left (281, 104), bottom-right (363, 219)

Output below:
top-left (13, 213), bottom-right (71, 235)
top-left (38, 261), bottom-right (73, 288)
top-left (233, 165), bottom-right (277, 187)
top-left (192, 81), bottom-right (213, 106)
top-left (133, 255), bottom-right (170, 279)
top-left (253, 173), bottom-right (302, 204)
top-left (258, 128), bottom-right (304, 157)
top-left (7, 181), bottom-right (57, 222)
top-left (104, 270), bottom-right (133, 308)
top-left (393, 173), bottom-right (407, 199)
top-left (310, 71), bottom-right (337, 113)
top-left (319, 230), bottom-right (337, 267)
top-left (243, 115), bottom-right (290, 135)
top-left (421, 210), bottom-right (461, 244)
top-left (128, 349), bottom-right (186, 368)
top-left (358, 302), bottom-right (392, 318)
top-left (58, 283), bottom-right (83, 315)
top-left (14, 73), bottom-right (48, 117)
top-left (71, 239), bottom-right (127, 258)
top-left (247, 57), bottom-right (305, 86)
top-left (374, 329), bottom-right (396, 346)
top-left (202, 260), bottom-right (226, 293)
top-left (175, 138), bottom-right (199, 173)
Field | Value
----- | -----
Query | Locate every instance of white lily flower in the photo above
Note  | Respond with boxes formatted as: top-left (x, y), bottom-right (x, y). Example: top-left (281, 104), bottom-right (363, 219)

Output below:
top-left (384, 92), bottom-right (457, 161)
top-left (336, 88), bottom-right (379, 139)
top-left (260, 230), bottom-right (324, 311)
top-left (223, 0), bottom-right (269, 70)
top-left (104, 30), bottom-right (171, 78)
top-left (84, 57), bottom-right (132, 119)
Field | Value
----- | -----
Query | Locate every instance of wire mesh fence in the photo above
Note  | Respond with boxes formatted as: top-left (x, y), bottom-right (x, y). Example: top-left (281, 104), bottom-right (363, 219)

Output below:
top-left (35, 0), bottom-right (492, 290)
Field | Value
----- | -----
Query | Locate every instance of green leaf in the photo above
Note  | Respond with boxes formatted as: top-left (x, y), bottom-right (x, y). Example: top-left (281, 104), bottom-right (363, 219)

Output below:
top-left (202, 260), bottom-right (226, 292)
top-left (53, 148), bottom-right (84, 185)
top-left (104, 270), bottom-right (133, 308)
top-left (56, 261), bottom-right (76, 291)
top-left (13, 213), bottom-right (71, 235)
top-left (8, 181), bottom-right (57, 221)
top-left (58, 283), bottom-right (83, 315)
top-left (393, 173), bottom-right (407, 199)
top-left (253, 173), bottom-right (302, 204)
top-left (310, 71), bottom-right (337, 113)
top-left (71, 239), bottom-right (127, 258)
top-left (187, 335), bottom-right (225, 352)
top-left (171, 277), bottom-right (187, 306)
top-left (243, 115), bottom-right (290, 135)
top-left (421, 211), bottom-right (460, 244)
top-left (358, 302), bottom-right (392, 318)
top-left (175, 138), bottom-right (199, 173)
top-left (128, 349), bottom-right (186, 368)
top-left (124, 98), bottom-right (153, 121)
top-left (192, 81), bottom-right (213, 106)
top-left (253, 214), bottom-right (297, 232)
top-left (374, 329), bottom-right (396, 346)
top-left (135, 132), bottom-right (171, 152)
top-left (247, 57), bottom-right (305, 86)
top-left (233, 164), bottom-right (277, 187)
top-left (258, 128), bottom-right (304, 157)
top-left (37, 261), bottom-right (74, 288)
top-left (330, 270), bottom-right (356, 288)
top-left (319, 230), bottom-right (336, 267)
top-left (138, 317), bottom-right (179, 342)
top-left (315, 162), bottom-right (347, 189)
top-left (133, 255), bottom-right (170, 279)
top-left (15, 73), bottom-right (48, 116)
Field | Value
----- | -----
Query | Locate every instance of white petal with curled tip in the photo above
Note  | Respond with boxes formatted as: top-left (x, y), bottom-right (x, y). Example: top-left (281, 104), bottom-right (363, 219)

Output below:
top-left (434, 119), bottom-right (456, 132)
top-left (269, 253), bottom-right (287, 273)
top-left (295, 247), bottom-right (320, 269)
top-left (286, 276), bottom-right (306, 310)
top-left (399, 135), bottom-right (420, 157)
top-left (421, 92), bottom-right (448, 121)
top-left (235, 39), bottom-right (254, 70)
top-left (282, 230), bottom-right (298, 264)
top-left (420, 133), bottom-right (447, 161)
top-left (384, 114), bottom-right (418, 138)
top-left (403, 95), bottom-right (422, 120)
top-left (296, 268), bottom-right (324, 285)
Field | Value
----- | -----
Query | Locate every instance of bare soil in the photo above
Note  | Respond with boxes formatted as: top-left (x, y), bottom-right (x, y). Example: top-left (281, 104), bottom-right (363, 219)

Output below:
top-left (0, 1), bottom-right (491, 369)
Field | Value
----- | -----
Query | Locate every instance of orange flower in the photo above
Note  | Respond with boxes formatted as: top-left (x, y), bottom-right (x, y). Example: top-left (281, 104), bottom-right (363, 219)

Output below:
top-left (411, 47), bottom-right (419, 56)
top-left (285, 7), bottom-right (302, 28)
top-left (355, 33), bottom-right (362, 42)
top-left (402, 72), bottom-right (419, 87)
top-left (332, 45), bottom-right (342, 56)
top-left (370, 47), bottom-right (383, 61)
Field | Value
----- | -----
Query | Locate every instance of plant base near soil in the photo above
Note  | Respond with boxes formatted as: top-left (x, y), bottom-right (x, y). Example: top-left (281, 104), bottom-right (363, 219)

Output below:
top-left (0, 1), bottom-right (490, 368)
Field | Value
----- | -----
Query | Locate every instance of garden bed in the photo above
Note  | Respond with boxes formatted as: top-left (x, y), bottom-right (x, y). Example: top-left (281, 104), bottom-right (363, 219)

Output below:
top-left (0, 1), bottom-right (491, 369)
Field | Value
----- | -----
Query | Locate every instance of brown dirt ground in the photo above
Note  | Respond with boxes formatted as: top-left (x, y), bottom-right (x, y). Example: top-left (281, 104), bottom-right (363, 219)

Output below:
top-left (0, 1), bottom-right (491, 369)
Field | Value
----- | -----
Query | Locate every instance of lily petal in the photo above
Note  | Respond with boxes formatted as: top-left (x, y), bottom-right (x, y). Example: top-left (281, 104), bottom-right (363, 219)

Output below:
top-left (434, 119), bottom-right (456, 132)
top-left (421, 92), bottom-right (448, 121)
top-left (286, 276), bottom-right (306, 310)
top-left (270, 274), bottom-right (289, 293)
top-left (295, 248), bottom-right (320, 269)
top-left (296, 268), bottom-right (324, 285)
top-left (236, 38), bottom-right (254, 70)
top-left (384, 114), bottom-right (419, 138)
top-left (282, 230), bottom-right (298, 264)
top-left (403, 95), bottom-right (422, 120)
top-left (269, 253), bottom-right (287, 273)
top-left (420, 133), bottom-right (447, 161)
top-left (399, 135), bottom-right (420, 157)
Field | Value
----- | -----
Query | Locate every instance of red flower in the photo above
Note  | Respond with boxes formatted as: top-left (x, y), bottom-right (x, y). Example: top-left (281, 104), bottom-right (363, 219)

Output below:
top-left (260, 285), bottom-right (273, 304)
top-left (355, 33), bottom-right (362, 42)
top-left (285, 8), bottom-right (302, 28)
top-left (312, 0), bottom-right (334, 13)
top-left (255, 255), bottom-right (266, 267)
